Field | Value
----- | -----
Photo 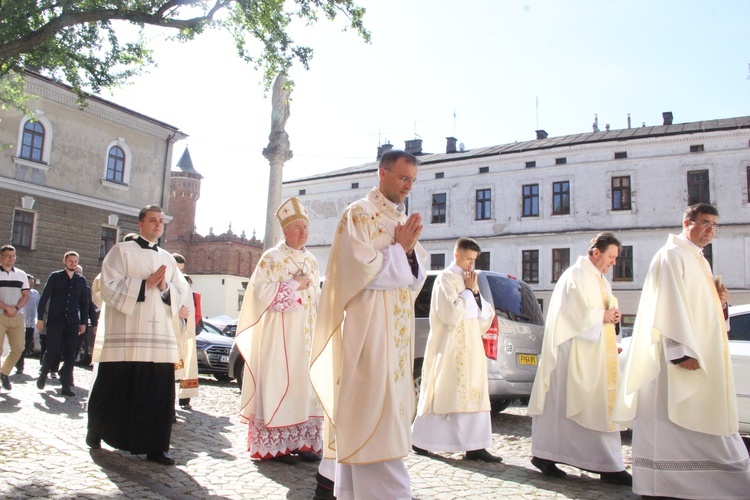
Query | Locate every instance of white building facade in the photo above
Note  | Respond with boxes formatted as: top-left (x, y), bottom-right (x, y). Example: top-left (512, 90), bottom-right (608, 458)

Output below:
top-left (283, 114), bottom-right (750, 318)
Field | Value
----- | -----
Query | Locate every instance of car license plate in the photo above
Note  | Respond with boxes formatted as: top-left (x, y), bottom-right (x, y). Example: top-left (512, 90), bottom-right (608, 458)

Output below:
top-left (220, 355), bottom-right (229, 363)
top-left (519, 354), bottom-right (537, 365)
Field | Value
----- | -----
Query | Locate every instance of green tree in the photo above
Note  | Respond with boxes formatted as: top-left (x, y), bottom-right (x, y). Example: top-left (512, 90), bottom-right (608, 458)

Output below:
top-left (0, 0), bottom-right (369, 108)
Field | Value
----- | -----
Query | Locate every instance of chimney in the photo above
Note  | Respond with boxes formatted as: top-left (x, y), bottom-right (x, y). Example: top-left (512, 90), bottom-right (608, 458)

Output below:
top-left (592, 114), bottom-right (599, 133)
top-left (627, 114), bottom-right (631, 129)
top-left (446, 136), bottom-right (457, 154)
top-left (404, 139), bottom-right (422, 155)
top-left (662, 111), bottom-right (673, 126)
top-left (535, 129), bottom-right (548, 140)
top-left (376, 142), bottom-right (393, 160)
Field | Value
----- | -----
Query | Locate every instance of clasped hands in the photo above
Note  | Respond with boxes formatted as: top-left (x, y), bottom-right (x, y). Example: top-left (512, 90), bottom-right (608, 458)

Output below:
top-left (293, 271), bottom-right (312, 289)
top-left (146, 265), bottom-right (168, 291)
top-left (463, 269), bottom-right (479, 294)
top-left (604, 308), bottom-right (621, 324)
top-left (394, 213), bottom-right (423, 256)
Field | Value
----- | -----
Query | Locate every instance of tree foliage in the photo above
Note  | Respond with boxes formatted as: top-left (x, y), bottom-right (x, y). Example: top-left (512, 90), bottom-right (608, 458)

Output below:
top-left (0, 0), bottom-right (370, 107)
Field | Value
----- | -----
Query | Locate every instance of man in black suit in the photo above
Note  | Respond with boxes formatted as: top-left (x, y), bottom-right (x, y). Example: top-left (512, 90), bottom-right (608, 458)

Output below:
top-left (36, 251), bottom-right (89, 397)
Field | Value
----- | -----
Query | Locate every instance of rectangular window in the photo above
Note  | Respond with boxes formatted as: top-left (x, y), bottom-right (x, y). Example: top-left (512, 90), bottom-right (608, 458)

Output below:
top-left (552, 181), bottom-right (570, 215)
top-left (435, 172), bottom-right (444, 179)
top-left (614, 245), bottom-right (634, 281)
top-left (351, 182), bottom-right (359, 189)
top-left (479, 166), bottom-right (489, 174)
top-left (12, 210), bottom-right (35, 249)
top-left (430, 254), bottom-right (445, 270)
top-left (522, 250), bottom-right (539, 283)
top-left (522, 184), bottom-right (539, 217)
top-left (525, 161), bottom-right (536, 168)
top-left (99, 226), bottom-right (118, 259)
top-left (612, 176), bottom-right (632, 210)
top-left (475, 252), bottom-right (490, 271)
top-left (475, 189), bottom-right (492, 220)
top-left (687, 170), bottom-right (710, 205)
top-left (432, 193), bottom-right (447, 223)
top-left (551, 248), bottom-right (570, 282)
top-left (298, 189), bottom-right (306, 195)
top-left (614, 151), bottom-right (628, 159)
top-left (690, 144), bottom-right (705, 153)
top-left (703, 243), bottom-right (713, 270)
top-left (555, 157), bottom-right (567, 165)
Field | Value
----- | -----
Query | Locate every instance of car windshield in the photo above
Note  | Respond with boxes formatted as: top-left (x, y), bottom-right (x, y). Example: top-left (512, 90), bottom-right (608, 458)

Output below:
top-left (729, 311), bottom-right (750, 341)
top-left (486, 275), bottom-right (544, 326)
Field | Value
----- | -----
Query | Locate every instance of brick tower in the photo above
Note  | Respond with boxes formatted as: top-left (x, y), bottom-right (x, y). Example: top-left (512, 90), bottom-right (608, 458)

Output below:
top-left (167, 147), bottom-right (202, 245)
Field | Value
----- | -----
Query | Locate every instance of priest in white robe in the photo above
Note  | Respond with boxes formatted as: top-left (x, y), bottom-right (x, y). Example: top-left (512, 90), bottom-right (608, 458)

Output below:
top-left (411, 237), bottom-right (500, 462)
top-left (171, 254), bottom-right (199, 408)
top-left (87, 205), bottom-right (189, 466)
top-left (614, 203), bottom-right (750, 499)
top-left (311, 150), bottom-right (427, 500)
top-left (236, 197), bottom-right (323, 464)
top-left (528, 232), bottom-right (632, 486)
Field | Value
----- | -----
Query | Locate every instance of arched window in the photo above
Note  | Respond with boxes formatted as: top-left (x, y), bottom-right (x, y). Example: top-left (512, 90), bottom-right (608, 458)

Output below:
top-left (106, 145), bottom-right (126, 183)
top-left (20, 121), bottom-right (45, 162)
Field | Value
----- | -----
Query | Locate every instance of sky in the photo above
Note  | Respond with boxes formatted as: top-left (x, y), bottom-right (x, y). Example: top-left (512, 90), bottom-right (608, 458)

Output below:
top-left (103, 0), bottom-right (750, 241)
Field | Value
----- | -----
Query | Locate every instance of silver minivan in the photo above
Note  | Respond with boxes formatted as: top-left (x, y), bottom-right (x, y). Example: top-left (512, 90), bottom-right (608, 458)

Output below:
top-left (413, 270), bottom-right (545, 412)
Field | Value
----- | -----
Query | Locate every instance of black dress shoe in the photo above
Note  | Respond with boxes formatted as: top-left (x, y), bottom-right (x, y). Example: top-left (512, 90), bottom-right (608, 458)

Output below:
top-left (37, 374), bottom-right (47, 389)
top-left (61, 386), bottom-right (75, 397)
top-left (465, 449), bottom-right (503, 463)
top-left (412, 445), bottom-right (432, 456)
top-left (1, 373), bottom-right (11, 390)
top-left (85, 432), bottom-right (101, 450)
top-left (531, 456), bottom-right (567, 478)
top-left (297, 450), bottom-right (322, 462)
top-left (600, 470), bottom-right (633, 486)
top-left (270, 454), bottom-right (299, 465)
top-left (146, 452), bottom-right (175, 465)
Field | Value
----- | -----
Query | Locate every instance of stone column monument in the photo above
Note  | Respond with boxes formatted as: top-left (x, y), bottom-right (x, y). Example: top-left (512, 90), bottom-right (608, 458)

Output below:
top-left (262, 73), bottom-right (293, 250)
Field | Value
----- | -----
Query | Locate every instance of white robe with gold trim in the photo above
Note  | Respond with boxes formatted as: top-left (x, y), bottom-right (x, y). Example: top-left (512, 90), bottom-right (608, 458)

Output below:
top-left (528, 255), bottom-right (625, 472)
top-left (311, 187), bottom-right (427, 466)
top-left (614, 234), bottom-right (750, 498)
top-left (236, 241), bottom-right (322, 458)
top-left (412, 265), bottom-right (495, 451)
top-left (173, 280), bottom-right (199, 400)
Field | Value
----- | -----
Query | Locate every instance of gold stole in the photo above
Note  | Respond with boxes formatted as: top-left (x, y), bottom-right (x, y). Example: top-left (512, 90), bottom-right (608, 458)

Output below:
top-left (597, 275), bottom-right (618, 426)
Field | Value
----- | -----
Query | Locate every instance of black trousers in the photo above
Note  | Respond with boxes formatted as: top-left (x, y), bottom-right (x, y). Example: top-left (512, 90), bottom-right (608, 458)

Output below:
top-left (40, 323), bottom-right (79, 388)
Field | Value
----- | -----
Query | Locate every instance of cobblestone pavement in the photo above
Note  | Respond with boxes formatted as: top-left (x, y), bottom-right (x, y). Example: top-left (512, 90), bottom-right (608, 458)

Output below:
top-left (1, 358), bottom-right (641, 499)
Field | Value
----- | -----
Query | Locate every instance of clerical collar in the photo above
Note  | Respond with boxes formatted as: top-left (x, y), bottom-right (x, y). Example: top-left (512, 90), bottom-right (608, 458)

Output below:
top-left (676, 233), bottom-right (705, 256)
top-left (448, 263), bottom-right (464, 275)
top-left (136, 236), bottom-right (159, 251)
top-left (280, 241), bottom-right (306, 255)
top-left (368, 187), bottom-right (404, 221)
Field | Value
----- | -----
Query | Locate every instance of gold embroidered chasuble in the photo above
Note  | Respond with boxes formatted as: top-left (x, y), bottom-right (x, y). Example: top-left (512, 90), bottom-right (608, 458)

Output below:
top-left (172, 279), bottom-right (199, 399)
top-left (236, 241), bottom-right (322, 430)
top-left (417, 267), bottom-right (495, 416)
top-left (94, 240), bottom-right (189, 363)
top-left (311, 187), bottom-right (427, 465)
top-left (614, 234), bottom-right (737, 436)
top-left (528, 255), bottom-right (622, 432)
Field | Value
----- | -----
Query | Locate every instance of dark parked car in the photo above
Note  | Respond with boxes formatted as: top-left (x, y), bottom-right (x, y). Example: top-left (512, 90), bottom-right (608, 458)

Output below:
top-left (414, 270), bottom-right (545, 413)
top-left (196, 321), bottom-right (235, 380)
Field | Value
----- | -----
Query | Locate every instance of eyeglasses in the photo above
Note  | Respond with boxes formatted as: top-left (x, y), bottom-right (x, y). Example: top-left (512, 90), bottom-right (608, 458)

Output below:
top-left (383, 168), bottom-right (417, 184)
top-left (691, 219), bottom-right (719, 230)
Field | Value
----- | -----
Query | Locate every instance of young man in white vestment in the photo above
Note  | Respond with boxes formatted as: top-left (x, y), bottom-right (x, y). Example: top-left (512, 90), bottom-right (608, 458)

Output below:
top-left (614, 203), bottom-right (750, 499)
top-left (311, 150), bottom-right (427, 500)
top-left (236, 197), bottom-right (323, 465)
top-left (528, 232), bottom-right (632, 486)
top-left (87, 205), bottom-right (189, 466)
top-left (411, 237), bottom-right (502, 462)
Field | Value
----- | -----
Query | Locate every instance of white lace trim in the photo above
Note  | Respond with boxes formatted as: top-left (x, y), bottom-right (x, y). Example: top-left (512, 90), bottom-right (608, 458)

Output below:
top-left (247, 416), bottom-right (323, 458)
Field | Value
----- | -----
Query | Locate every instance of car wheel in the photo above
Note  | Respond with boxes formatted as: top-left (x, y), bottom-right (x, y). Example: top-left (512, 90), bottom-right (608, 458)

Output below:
top-left (234, 356), bottom-right (244, 386)
top-left (490, 399), bottom-right (511, 413)
top-left (214, 373), bottom-right (231, 381)
top-left (75, 336), bottom-right (91, 366)
top-left (413, 358), bottom-right (424, 401)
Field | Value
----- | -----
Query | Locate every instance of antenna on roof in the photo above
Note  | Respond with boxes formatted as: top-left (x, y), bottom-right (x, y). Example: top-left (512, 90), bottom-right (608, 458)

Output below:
top-left (536, 97), bottom-right (540, 130)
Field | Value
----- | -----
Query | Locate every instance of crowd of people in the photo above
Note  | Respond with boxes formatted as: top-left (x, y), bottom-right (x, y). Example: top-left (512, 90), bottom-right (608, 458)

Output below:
top-left (0, 149), bottom-right (748, 499)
